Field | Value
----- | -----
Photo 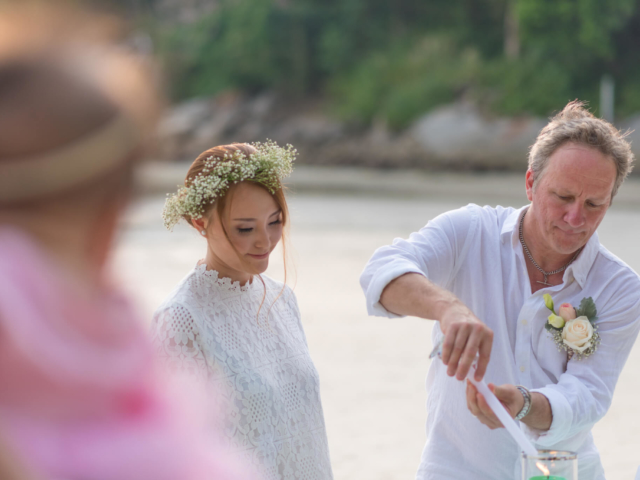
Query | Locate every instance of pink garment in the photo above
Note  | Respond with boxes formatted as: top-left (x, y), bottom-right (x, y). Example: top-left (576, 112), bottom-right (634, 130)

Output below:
top-left (0, 227), bottom-right (254, 480)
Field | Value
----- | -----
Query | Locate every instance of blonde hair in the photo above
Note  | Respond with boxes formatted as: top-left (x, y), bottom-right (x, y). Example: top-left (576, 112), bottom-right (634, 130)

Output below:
top-left (528, 100), bottom-right (634, 198)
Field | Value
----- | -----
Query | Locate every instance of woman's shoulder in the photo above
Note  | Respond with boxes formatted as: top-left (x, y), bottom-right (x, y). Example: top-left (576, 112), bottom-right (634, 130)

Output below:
top-left (259, 273), bottom-right (286, 289)
top-left (259, 274), bottom-right (295, 299)
top-left (258, 276), bottom-right (306, 343)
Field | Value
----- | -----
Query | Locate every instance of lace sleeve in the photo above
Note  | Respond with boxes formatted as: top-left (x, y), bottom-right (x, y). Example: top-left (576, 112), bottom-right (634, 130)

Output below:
top-left (150, 303), bottom-right (209, 383)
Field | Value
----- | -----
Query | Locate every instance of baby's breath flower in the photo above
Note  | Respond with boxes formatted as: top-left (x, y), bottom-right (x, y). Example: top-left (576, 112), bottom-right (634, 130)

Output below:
top-left (162, 141), bottom-right (296, 230)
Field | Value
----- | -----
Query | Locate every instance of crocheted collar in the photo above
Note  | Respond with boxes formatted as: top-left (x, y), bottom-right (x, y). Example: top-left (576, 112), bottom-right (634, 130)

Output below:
top-left (194, 263), bottom-right (256, 293)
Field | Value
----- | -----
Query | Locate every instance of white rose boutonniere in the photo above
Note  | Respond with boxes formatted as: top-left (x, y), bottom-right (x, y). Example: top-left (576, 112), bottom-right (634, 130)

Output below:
top-left (543, 294), bottom-right (600, 359)
top-left (562, 317), bottom-right (594, 352)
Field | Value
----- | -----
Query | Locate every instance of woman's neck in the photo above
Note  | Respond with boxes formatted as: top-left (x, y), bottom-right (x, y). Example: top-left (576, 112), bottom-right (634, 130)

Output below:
top-left (202, 249), bottom-right (252, 286)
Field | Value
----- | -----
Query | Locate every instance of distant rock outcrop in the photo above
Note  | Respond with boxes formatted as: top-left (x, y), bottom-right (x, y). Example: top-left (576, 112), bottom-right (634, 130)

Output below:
top-left (410, 102), bottom-right (546, 169)
top-left (155, 91), bottom-right (429, 168)
top-left (155, 92), bottom-right (640, 171)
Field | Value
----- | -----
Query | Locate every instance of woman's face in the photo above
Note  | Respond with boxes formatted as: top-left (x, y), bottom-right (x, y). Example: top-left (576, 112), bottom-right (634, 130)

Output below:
top-left (202, 182), bottom-right (283, 280)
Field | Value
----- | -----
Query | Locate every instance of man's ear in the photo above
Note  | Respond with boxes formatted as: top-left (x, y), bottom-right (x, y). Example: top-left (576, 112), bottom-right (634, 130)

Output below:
top-left (525, 169), bottom-right (535, 202)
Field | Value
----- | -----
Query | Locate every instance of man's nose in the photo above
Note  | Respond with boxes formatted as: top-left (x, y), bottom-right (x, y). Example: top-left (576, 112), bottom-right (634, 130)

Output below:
top-left (564, 203), bottom-right (586, 228)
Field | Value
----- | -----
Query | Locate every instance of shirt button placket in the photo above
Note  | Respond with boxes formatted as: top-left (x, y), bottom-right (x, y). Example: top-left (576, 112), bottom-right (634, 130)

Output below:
top-left (516, 302), bottom-right (534, 385)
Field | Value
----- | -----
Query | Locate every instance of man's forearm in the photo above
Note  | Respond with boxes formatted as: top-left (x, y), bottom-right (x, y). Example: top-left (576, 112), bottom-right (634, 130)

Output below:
top-left (380, 272), bottom-right (461, 320)
top-left (380, 272), bottom-right (494, 381)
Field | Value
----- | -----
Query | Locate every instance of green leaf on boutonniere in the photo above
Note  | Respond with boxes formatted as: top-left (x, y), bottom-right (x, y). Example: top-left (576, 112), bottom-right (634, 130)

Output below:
top-left (575, 297), bottom-right (598, 324)
top-left (545, 321), bottom-right (562, 333)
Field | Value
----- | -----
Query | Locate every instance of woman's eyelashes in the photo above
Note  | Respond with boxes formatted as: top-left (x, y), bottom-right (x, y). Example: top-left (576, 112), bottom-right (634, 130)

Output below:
top-left (236, 219), bottom-right (282, 234)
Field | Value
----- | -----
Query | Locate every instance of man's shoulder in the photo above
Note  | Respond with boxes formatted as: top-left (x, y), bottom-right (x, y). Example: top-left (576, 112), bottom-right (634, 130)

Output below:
top-left (438, 203), bottom-right (519, 232)
top-left (587, 246), bottom-right (640, 321)
top-left (594, 244), bottom-right (640, 289)
top-left (436, 203), bottom-right (515, 220)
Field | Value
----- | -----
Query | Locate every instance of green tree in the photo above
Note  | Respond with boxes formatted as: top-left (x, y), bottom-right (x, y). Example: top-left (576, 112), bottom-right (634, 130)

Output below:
top-left (151, 0), bottom-right (640, 122)
top-left (518, 0), bottom-right (635, 59)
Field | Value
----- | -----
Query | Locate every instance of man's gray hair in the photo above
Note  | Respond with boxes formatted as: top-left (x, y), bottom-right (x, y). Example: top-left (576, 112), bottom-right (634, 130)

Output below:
top-left (528, 100), bottom-right (634, 198)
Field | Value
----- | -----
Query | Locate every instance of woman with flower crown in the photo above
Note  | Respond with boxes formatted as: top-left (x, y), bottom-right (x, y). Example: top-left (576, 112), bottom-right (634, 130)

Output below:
top-left (151, 142), bottom-right (333, 480)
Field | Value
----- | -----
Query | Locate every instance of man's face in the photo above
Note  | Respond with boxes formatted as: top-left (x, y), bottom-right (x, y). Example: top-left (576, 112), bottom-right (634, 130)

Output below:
top-left (526, 142), bottom-right (617, 255)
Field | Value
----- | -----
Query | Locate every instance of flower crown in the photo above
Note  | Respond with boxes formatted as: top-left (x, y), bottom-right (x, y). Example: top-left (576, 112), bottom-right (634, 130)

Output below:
top-left (162, 140), bottom-right (296, 230)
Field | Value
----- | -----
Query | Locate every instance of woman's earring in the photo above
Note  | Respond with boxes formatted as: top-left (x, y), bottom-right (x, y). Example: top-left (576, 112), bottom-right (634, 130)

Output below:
top-left (201, 230), bottom-right (206, 236)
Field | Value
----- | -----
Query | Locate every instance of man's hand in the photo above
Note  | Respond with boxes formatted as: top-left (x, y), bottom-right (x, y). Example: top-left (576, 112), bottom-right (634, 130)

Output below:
top-left (466, 381), bottom-right (554, 431)
top-left (379, 273), bottom-right (493, 381)
top-left (439, 302), bottom-right (493, 381)
top-left (466, 381), bottom-right (523, 429)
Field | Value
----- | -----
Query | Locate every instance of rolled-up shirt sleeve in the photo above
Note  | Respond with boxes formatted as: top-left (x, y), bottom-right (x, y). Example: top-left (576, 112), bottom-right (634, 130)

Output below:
top-left (359, 204), bottom-right (479, 318)
top-left (527, 286), bottom-right (640, 447)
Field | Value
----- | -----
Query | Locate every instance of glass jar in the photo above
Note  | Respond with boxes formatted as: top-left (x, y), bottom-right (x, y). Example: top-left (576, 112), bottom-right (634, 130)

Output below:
top-left (521, 450), bottom-right (578, 480)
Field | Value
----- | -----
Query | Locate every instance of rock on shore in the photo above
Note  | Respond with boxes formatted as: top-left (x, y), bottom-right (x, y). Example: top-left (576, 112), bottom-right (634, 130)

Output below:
top-left (155, 92), bottom-right (640, 172)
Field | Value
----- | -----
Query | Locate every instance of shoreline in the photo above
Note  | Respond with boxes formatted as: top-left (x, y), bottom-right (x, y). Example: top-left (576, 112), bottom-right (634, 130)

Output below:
top-left (135, 163), bottom-right (640, 209)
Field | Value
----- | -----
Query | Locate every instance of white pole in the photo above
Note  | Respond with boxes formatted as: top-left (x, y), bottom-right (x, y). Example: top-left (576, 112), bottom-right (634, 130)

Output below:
top-left (600, 74), bottom-right (615, 123)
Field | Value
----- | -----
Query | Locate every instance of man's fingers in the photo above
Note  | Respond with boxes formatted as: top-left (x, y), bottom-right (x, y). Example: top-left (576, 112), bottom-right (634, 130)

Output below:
top-left (446, 324), bottom-right (472, 377)
top-left (474, 328), bottom-right (493, 381)
top-left (476, 391), bottom-right (503, 429)
top-left (467, 384), bottom-right (493, 429)
top-left (466, 380), bottom-right (480, 416)
top-left (456, 325), bottom-right (484, 380)
top-left (440, 310), bottom-right (493, 381)
top-left (440, 325), bottom-right (458, 366)
top-left (468, 384), bottom-right (502, 429)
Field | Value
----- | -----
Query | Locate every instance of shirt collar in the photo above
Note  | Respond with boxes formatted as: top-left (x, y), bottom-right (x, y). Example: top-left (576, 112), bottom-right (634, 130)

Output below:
top-left (502, 204), bottom-right (600, 289)
top-left (565, 232), bottom-right (599, 288)
top-left (500, 205), bottom-right (528, 243)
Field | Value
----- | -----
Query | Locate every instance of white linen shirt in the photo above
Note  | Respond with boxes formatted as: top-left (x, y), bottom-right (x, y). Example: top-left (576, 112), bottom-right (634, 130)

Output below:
top-left (360, 204), bottom-right (640, 480)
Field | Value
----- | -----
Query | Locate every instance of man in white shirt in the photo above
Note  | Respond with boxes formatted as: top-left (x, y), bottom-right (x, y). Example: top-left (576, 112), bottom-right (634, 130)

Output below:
top-left (360, 100), bottom-right (640, 479)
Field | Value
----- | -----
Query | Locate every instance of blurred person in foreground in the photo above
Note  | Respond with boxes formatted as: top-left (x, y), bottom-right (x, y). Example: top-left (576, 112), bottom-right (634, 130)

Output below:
top-left (0, 5), bottom-right (254, 480)
top-left (360, 101), bottom-right (640, 479)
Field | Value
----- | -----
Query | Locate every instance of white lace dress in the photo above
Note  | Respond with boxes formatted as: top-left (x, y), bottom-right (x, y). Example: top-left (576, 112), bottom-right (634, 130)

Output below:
top-left (150, 264), bottom-right (333, 480)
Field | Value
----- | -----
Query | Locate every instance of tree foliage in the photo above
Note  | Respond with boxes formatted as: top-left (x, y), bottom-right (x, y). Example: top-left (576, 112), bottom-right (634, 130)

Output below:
top-left (150, 0), bottom-right (640, 126)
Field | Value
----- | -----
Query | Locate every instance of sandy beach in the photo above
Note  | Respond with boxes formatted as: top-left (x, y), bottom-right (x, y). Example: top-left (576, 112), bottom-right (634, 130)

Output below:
top-left (114, 168), bottom-right (640, 480)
